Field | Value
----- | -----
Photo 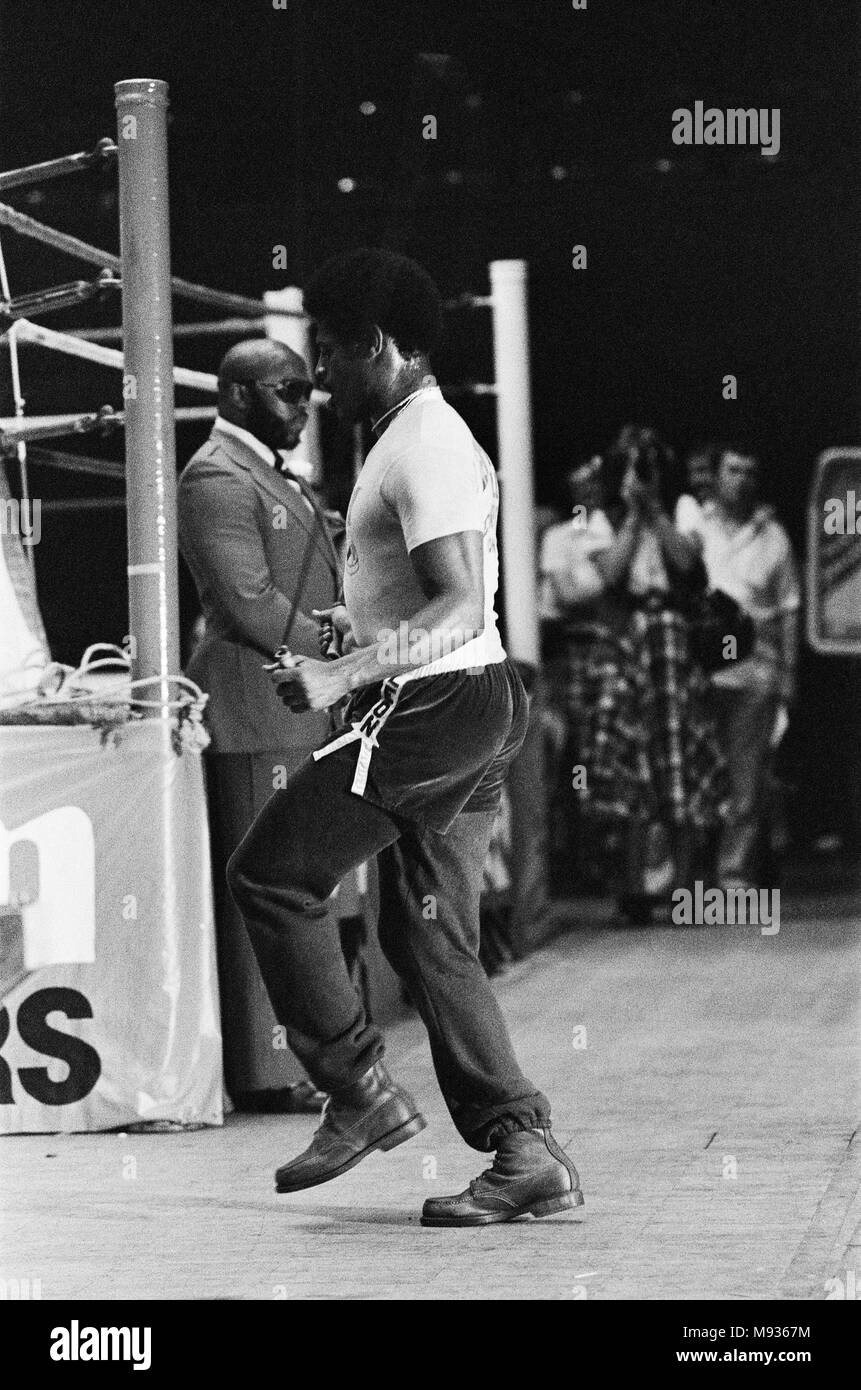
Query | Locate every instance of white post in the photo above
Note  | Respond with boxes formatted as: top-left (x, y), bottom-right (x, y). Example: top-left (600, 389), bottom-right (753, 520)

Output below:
top-left (115, 78), bottom-right (179, 713)
top-left (490, 260), bottom-right (548, 952)
top-left (489, 260), bottom-right (539, 667)
top-left (264, 286), bottom-right (324, 487)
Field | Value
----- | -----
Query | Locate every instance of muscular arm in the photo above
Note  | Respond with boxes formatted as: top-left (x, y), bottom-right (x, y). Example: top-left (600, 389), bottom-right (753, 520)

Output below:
top-left (339, 529), bottom-right (485, 690)
top-left (271, 530), bottom-right (487, 709)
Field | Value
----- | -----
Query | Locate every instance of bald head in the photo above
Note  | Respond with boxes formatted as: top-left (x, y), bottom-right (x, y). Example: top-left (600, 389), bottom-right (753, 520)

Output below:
top-left (218, 338), bottom-right (309, 390)
top-left (216, 339), bottom-right (312, 453)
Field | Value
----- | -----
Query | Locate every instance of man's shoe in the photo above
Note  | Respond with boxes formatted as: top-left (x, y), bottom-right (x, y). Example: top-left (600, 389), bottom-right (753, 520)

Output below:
top-left (421, 1127), bottom-right (584, 1227)
top-left (233, 1082), bottom-right (327, 1115)
top-left (274, 1061), bottom-right (426, 1194)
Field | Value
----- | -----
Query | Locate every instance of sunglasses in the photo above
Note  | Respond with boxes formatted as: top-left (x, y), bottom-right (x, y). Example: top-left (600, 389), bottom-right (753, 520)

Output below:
top-left (257, 378), bottom-right (314, 405)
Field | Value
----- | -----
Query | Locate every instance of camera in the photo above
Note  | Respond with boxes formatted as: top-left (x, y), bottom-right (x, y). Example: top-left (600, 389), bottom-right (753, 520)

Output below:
top-left (634, 443), bottom-right (659, 485)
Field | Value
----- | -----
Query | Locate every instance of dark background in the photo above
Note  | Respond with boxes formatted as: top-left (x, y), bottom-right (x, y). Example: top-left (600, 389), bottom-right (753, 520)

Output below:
top-left (0, 0), bottom-right (858, 854)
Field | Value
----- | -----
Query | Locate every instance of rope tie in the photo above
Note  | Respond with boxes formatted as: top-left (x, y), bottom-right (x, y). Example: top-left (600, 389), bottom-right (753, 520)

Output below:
top-left (312, 679), bottom-right (403, 795)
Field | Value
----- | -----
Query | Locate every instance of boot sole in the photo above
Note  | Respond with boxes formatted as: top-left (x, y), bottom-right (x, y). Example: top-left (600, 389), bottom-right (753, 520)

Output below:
top-left (420, 1187), bottom-right (585, 1227)
top-left (275, 1113), bottom-right (427, 1194)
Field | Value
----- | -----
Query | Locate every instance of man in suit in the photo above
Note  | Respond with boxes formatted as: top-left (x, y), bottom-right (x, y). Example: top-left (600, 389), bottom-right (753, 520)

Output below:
top-left (178, 338), bottom-right (344, 1112)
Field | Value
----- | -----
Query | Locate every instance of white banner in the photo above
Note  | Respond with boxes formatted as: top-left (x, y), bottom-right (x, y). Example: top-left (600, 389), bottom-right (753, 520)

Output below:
top-left (0, 721), bottom-right (222, 1132)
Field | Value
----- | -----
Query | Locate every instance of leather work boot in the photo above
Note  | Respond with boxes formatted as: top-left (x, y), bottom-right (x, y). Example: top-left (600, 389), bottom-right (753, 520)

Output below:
top-left (274, 1061), bottom-right (426, 1194)
top-left (421, 1127), bottom-right (584, 1227)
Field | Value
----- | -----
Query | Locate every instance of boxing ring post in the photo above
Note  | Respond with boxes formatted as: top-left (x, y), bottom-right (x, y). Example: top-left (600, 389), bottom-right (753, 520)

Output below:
top-left (490, 260), bottom-right (540, 668)
top-left (115, 78), bottom-right (179, 713)
top-left (489, 259), bottom-right (548, 951)
top-left (0, 83), bottom-right (223, 1132)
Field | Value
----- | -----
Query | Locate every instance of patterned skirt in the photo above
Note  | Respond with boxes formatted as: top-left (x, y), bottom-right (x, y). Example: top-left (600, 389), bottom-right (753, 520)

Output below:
top-left (566, 605), bottom-right (729, 830)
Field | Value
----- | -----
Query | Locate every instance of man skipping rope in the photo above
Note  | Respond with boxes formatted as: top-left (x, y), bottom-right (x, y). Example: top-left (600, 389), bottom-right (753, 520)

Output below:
top-left (227, 247), bottom-right (584, 1226)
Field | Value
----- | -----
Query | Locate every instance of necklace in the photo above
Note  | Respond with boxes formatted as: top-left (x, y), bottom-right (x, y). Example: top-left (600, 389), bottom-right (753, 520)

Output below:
top-left (371, 382), bottom-right (437, 435)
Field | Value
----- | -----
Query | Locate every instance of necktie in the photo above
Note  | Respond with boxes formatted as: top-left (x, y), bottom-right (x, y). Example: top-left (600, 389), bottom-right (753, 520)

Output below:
top-left (282, 469), bottom-right (342, 586)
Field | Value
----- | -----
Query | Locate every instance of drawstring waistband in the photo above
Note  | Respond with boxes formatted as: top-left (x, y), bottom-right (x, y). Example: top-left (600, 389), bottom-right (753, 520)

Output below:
top-left (312, 677), bottom-right (403, 795)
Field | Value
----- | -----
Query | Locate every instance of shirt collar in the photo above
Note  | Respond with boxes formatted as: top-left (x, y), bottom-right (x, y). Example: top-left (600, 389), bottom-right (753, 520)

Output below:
top-left (702, 499), bottom-right (774, 533)
top-left (214, 414), bottom-right (277, 469)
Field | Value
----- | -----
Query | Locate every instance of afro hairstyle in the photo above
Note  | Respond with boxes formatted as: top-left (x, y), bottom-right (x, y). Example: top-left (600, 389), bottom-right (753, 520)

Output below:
top-left (303, 247), bottom-right (444, 357)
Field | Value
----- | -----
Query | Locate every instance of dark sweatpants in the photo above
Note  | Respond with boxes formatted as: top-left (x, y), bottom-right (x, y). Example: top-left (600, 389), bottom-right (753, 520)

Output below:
top-left (226, 659), bottom-right (551, 1151)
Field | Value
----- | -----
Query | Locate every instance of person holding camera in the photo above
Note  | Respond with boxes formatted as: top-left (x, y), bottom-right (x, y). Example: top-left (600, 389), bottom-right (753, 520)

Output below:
top-left (567, 425), bottom-right (729, 923)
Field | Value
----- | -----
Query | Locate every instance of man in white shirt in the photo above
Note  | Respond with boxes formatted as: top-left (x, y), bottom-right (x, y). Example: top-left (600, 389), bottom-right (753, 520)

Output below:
top-left (676, 446), bottom-right (800, 887)
top-left (227, 249), bottom-right (582, 1226)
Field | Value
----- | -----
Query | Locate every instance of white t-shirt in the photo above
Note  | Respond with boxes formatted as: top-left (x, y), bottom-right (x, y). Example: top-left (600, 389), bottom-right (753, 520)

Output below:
top-left (343, 388), bottom-right (506, 679)
top-left (675, 495), bottom-right (800, 686)
top-left (674, 496), bottom-right (800, 624)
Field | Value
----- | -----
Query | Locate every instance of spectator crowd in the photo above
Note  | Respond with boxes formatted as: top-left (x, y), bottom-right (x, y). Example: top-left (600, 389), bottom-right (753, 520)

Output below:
top-left (539, 426), bottom-right (800, 924)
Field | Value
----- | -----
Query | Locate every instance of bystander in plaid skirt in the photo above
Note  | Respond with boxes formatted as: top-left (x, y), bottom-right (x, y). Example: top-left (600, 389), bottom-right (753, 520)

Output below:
top-left (567, 602), bottom-right (729, 831)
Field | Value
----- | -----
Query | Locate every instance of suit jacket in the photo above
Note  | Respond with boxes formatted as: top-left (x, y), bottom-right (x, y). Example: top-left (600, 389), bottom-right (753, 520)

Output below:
top-left (178, 427), bottom-right (342, 753)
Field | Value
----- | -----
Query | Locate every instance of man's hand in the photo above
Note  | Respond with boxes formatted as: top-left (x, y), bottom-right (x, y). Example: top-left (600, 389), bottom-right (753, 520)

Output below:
top-left (312, 604), bottom-right (358, 657)
top-left (268, 654), bottom-right (351, 711)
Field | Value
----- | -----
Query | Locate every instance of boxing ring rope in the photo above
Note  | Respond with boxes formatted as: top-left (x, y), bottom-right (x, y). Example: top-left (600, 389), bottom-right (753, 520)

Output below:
top-left (0, 139), bottom-right (117, 194)
top-left (0, 198), bottom-right (293, 318)
top-left (70, 318), bottom-right (269, 343)
top-left (65, 298), bottom-right (494, 344)
top-left (0, 272), bottom-right (121, 326)
top-left (2, 319), bottom-right (331, 402)
top-left (0, 406), bottom-right (225, 452)
top-left (22, 446), bottom-right (125, 479)
top-left (0, 81), bottom-right (214, 720)
top-left (8, 318), bottom-right (218, 394)
top-left (0, 407), bottom-right (220, 444)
